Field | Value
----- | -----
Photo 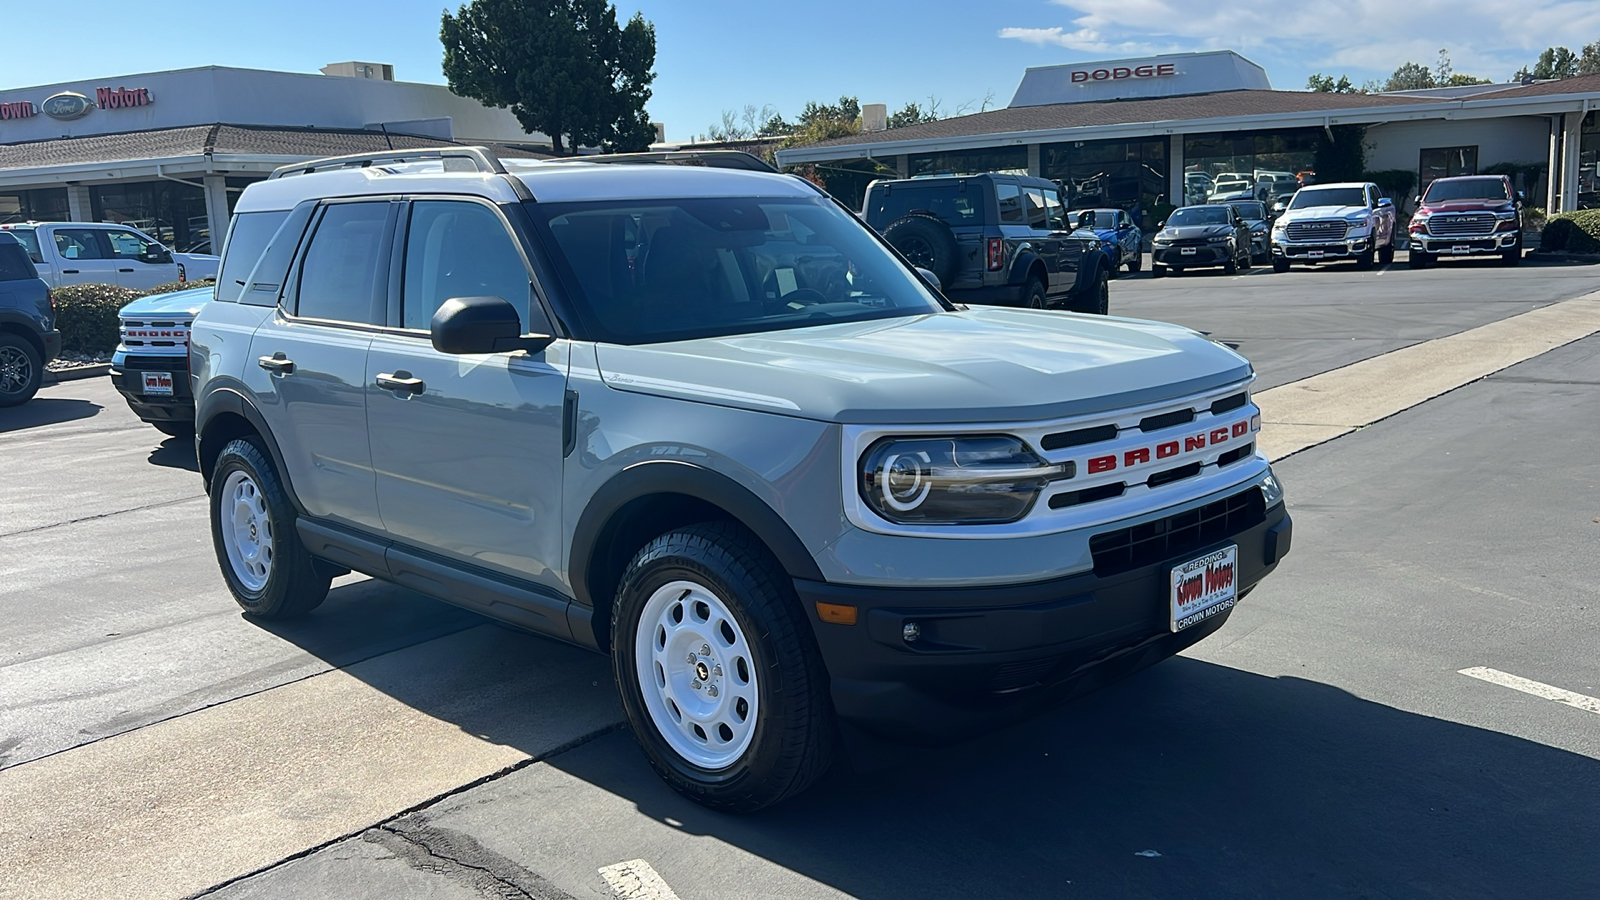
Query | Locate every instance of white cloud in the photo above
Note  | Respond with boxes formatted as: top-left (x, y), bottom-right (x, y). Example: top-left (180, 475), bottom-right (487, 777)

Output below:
top-left (999, 0), bottom-right (1600, 84)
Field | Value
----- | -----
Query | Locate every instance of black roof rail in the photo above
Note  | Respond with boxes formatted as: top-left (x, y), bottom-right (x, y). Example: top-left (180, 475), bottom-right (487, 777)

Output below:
top-left (543, 150), bottom-right (779, 173)
top-left (266, 146), bottom-right (534, 201)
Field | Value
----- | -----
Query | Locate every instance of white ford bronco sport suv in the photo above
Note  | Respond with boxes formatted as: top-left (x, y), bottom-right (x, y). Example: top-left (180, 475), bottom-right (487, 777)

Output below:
top-left (190, 148), bottom-right (1292, 811)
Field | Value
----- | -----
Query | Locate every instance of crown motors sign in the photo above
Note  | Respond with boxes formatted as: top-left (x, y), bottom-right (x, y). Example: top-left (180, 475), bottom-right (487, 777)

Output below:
top-left (0, 86), bottom-right (154, 125)
top-left (1070, 63), bottom-right (1178, 83)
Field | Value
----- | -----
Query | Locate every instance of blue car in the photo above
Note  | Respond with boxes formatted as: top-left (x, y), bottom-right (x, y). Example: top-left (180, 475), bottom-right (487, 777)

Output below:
top-left (110, 285), bottom-right (211, 437)
top-left (1073, 208), bottom-right (1143, 276)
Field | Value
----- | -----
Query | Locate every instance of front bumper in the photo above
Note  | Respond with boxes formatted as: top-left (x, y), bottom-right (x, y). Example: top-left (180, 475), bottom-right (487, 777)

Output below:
top-left (1152, 244), bottom-right (1232, 267)
top-left (1273, 237), bottom-right (1371, 260)
top-left (109, 354), bottom-right (194, 424)
top-left (1410, 231), bottom-right (1519, 256)
top-left (798, 493), bottom-right (1292, 742)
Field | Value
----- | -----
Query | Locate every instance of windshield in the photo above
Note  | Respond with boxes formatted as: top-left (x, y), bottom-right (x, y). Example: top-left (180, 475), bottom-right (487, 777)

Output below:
top-left (1290, 187), bottom-right (1367, 209)
top-left (1, 227), bottom-right (42, 262)
top-left (1424, 177), bottom-right (1510, 203)
top-left (527, 196), bottom-right (948, 345)
top-left (1229, 202), bottom-right (1266, 220)
top-left (1167, 207), bottom-right (1231, 227)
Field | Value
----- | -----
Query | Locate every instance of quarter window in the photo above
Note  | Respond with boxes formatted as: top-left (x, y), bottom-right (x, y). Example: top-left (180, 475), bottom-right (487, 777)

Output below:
top-left (295, 202), bottom-right (388, 325)
top-left (216, 211), bottom-right (290, 304)
top-left (53, 229), bottom-right (106, 260)
top-left (402, 201), bottom-right (531, 332)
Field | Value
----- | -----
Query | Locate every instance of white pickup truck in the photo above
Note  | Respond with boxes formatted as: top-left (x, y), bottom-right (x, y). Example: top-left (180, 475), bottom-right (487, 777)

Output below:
top-left (1269, 182), bottom-right (1397, 272)
top-left (0, 221), bottom-right (219, 290)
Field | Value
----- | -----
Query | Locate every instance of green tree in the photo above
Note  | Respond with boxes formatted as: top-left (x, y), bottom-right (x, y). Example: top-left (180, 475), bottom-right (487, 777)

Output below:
top-left (1579, 40), bottom-right (1600, 76)
top-left (887, 100), bottom-right (941, 129)
top-left (1307, 73), bottom-right (1358, 93)
top-left (1532, 46), bottom-right (1578, 80)
top-left (441, 0), bottom-right (657, 155)
top-left (1384, 61), bottom-right (1435, 91)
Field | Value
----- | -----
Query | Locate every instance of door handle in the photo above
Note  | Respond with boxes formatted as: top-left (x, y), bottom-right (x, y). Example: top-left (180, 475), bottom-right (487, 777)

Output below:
top-left (257, 353), bottom-right (295, 375)
top-left (118, 268), bottom-right (135, 273)
top-left (376, 372), bottom-right (426, 395)
top-left (61, 269), bottom-right (79, 274)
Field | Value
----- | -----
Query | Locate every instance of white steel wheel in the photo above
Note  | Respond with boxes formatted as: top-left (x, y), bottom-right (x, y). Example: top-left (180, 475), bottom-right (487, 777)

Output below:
top-left (219, 469), bottom-right (273, 593)
top-left (634, 579), bottom-right (760, 770)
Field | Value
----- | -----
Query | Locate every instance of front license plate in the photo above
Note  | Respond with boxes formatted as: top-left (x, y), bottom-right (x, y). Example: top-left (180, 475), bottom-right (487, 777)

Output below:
top-left (1180, 247), bottom-right (1197, 255)
top-left (1171, 545), bottom-right (1238, 632)
top-left (1307, 250), bottom-right (1326, 258)
top-left (1452, 245), bottom-right (1470, 255)
top-left (141, 371), bottom-right (174, 396)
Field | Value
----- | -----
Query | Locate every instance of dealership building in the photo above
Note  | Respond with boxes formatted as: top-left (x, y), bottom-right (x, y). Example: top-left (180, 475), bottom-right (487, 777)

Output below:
top-left (775, 51), bottom-right (1600, 227)
top-left (0, 63), bottom-right (554, 250)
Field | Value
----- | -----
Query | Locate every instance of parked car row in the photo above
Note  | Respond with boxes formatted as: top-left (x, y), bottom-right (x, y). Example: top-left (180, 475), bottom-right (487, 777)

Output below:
top-left (0, 220), bottom-right (220, 290)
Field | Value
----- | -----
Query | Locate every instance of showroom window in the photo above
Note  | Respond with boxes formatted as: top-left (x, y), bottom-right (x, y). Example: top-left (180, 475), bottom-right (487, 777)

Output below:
top-left (1577, 111), bottom-right (1599, 207)
top-left (0, 188), bottom-right (69, 225)
top-left (1041, 137), bottom-right (1167, 229)
top-left (1419, 146), bottom-right (1478, 192)
top-left (1183, 129), bottom-right (1319, 206)
top-left (91, 181), bottom-right (210, 251)
top-left (909, 147), bottom-right (1028, 178)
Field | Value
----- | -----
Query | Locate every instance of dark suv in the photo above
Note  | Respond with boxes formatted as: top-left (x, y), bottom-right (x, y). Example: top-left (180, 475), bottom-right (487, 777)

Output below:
top-left (863, 174), bottom-right (1113, 313)
top-left (0, 231), bottom-right (59, 407)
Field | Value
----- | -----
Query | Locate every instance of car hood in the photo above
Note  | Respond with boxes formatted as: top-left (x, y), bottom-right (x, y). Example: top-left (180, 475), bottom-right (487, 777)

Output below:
top-left (1277, 204), bottom-right (1367, 222)
top-left (593, 308), bottom-right (1251, 425)
top-left (1160, 224), bottom-right (1233, 240)
top-left (1418, 200), bottom-right (1513, 213)
top-left (117, 285), bottom-right (213, 318)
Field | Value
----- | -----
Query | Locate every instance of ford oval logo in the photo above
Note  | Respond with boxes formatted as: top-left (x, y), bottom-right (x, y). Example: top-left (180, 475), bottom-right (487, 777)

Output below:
top-left (42, 92), bottom-right (93, 120)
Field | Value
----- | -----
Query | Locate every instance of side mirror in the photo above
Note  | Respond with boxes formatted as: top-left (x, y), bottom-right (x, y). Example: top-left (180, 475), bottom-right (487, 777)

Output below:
top-left (1157, 220), bottom-right (1165, 229)
top-left (1378, 197), bottom-right (1393, 209)
top-left (1516, 190), bottom-right (1527, 204)
top-left (145, 246), bottom-right (173, 264)
top-left (431, 295), bottom-right (554, 355)
top-left (1413, 196), bottom-right (1422, 206)
top-left (914, 267), bottom-right (942, 292)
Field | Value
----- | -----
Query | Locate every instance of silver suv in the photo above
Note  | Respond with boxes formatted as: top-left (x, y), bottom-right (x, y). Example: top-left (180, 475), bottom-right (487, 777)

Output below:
top-left (191, 148), bottom-right (1292, 811)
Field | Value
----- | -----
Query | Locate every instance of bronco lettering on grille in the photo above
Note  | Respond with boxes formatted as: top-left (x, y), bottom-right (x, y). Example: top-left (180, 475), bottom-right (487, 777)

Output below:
top-left (1082, 418), bottom-right (1254, 476)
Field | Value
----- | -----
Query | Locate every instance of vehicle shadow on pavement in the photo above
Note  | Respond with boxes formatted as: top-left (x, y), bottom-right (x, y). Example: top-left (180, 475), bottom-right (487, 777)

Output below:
top-left (526, 655), bottom-right (1599, 899)
top-left (147, 436), bottom-right (199, 472)
top-left (0, 397), bottom-right (100, 434)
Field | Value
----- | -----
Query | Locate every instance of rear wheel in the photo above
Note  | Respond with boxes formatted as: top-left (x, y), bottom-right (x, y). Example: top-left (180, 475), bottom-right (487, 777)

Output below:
top-left (612, 521), bottom-right (836, 812)
top-left (209, 438), bottom-right (330, 619)
top-left (1076, 270), bottom-right (1110, 315)
top-left (1022, 278), bottom-right (1047, 309)
top-left (0, 334), bottom-right (42, 408)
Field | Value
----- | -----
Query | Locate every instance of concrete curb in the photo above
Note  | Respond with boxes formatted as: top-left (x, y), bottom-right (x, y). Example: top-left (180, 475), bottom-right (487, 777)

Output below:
top-left (43, 363), bottom-right (111, 384)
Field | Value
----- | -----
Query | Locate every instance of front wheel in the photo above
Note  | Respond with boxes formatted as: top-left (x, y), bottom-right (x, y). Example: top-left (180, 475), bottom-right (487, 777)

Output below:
top-left (1355, 249), bottom-right (1375, 270)
top-left (1409, 250), bottom-right (1431, 268)
top-left (0, 334), bottom-right (42, 408)
top-left (1501, 246), bottom-right (1522, 266)
top-left (1379, 240), bottom-right (1396, 266)
top-left (612, 521), bottom-right (836, 812)
top-left (1152, 264), bottom-right (1166, 278)
top-left (1126, 253), bottom-right (1142, 273)
top-left (209, 438), bottom-right (330, 618)
top-left (1272, 259), bottom-right (1290, 273)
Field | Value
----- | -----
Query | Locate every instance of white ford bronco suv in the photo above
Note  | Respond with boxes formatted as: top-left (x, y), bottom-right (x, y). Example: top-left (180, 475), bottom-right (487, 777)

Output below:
top-left (190, 148), bottom-right (1292, 811)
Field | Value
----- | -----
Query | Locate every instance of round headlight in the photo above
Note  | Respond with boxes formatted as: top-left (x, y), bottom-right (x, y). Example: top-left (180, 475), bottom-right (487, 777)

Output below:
top-left (860, 435), bottom-right (1071, 525)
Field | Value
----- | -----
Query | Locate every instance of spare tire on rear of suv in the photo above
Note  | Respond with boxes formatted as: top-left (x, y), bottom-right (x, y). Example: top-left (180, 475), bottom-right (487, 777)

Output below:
top-left (882, 215), bottom-right (959, 287)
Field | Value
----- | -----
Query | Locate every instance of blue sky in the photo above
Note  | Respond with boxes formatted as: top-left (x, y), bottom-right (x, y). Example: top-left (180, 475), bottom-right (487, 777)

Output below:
top-left (5, 1), bottom-right (1600, 142)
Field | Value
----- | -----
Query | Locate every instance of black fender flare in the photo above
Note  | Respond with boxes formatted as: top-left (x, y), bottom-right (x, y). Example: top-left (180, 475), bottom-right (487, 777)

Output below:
top-left (568, 459), bottom-right (824, 611)
top-left (1006, 247), bottom-right (1047, 288)
top-left (1073, 248), bottom-right (1114, 293)
top-left (194, 384), bottom-right (302, 511)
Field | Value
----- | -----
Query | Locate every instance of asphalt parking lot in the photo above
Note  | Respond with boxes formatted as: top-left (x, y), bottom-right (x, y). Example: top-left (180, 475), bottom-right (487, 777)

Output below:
top-left (3, 257), bottom-right (1598, 899)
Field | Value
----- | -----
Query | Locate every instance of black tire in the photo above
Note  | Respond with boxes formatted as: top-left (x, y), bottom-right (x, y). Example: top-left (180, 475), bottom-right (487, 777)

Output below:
top-left (882, 215), bottom-right (960, 287)
top-left (153, 420), bottom-right (195, 438)
top-left (0, 334), bottom-right (43, 408)
top-left (1106, 249), bottom-right (1120, 279)
top-left (1409, 250), bottom-right (1431, 269)
top-left (1355, 249), bottom-right (1375, 270)
top-left (209, 437), bottom-right (330, 619)
top-left (1127, 253), bottom-right (1142, 273)
top-left (1152, 264), bottom-right (1166, 278)
top-left (1501, 243), bottom-right (1522, 266)
top-left (1272, 259), bottom-right (1290, 273)
top-left (1021, 277), bottom-right (1047, 309)
top-left (611, 521), bottom-right (836, 813)
top-left (1223, 256), bottom-right (1238, 275)
top-left (1379, 240), bottom-right (1396, 266)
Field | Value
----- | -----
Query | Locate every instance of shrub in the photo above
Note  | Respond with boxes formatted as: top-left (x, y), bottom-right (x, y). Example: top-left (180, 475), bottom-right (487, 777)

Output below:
top-left (1364, 169), bottom-right (1417, 204)
top-left (1539, 210), bottom-right (1600, 253)
top-left (52, 283), bottom-right (137, 354)
top-left (141, 278), bottom-right (215, 297)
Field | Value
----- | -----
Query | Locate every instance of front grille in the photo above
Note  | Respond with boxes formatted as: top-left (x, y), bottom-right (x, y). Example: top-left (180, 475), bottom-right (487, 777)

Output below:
top-left (1285, 220), bottom-right (1348, 242)
top-left (1049, 482), bottom-right (1126, 509)
top-left (1426, 213), bottom-right (1496, 237)
top-left (989, 658), bottom-right (1058, 693)
top-left (1139, 408), bottom-right (1195, 432)
top-left (1210, 392), bottom-right (1248, 415)
top-left (1089, 488), bottom-right (1266, 577)
top-left (1041, 423), bottom-right (1118, 451)
top-left (120, 317), bottom-right (192, 350)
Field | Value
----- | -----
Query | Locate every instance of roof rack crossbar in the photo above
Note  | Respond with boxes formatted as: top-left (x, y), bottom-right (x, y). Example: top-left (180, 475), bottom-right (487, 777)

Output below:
top-left (540, 150), bottom-right (779, 173)
top-left (266, 145), bottom-right (533, 201)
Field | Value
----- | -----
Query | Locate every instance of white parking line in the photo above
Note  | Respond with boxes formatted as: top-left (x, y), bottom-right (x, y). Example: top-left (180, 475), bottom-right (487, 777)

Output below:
top-left (1458, 667), bottom-right (1600, 716)
top-left (600, 859), bottom-right (682, 900)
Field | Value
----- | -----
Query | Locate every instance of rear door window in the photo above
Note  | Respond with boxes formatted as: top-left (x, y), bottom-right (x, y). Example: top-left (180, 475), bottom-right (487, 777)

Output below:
top-left (53, 228), bottom-right (106, 260)
top-left (1023, 189), bottom-right (1050, 229)
top-left (293, 202), bottom-right (390, 325)
top-left (0, 242), bottom-right (36, 281)
top-left (996, 183), bottom-right (1025, 224)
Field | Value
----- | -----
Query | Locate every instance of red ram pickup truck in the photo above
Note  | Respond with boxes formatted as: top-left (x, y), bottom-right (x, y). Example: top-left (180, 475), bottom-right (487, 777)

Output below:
top-left (1407, 174), bottom-right (1524, 267)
